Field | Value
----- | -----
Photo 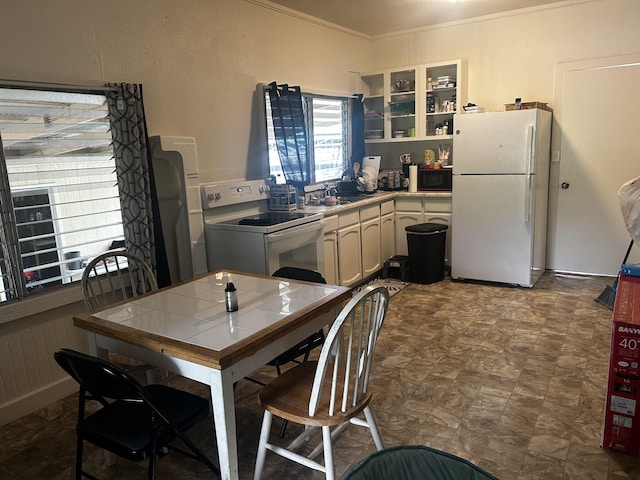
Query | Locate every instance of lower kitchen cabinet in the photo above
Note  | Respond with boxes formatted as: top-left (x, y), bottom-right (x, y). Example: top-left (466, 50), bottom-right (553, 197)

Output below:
top-left (395, 195), bottom-right (452, 265)
top-left (337, 210), bottom-right (362, 286)
top-left (323, 215), bottom-right (339, 285)
top-left (360, 204), bottom-right (382, 278)
top-left (381, 212), bottom-right (395, 262)
top-left (380, 200), bottom-right (395, 262)
top-left (323, 195), bottom-right (450, 286)
top-left (361, 217), bottom-right (381, 277)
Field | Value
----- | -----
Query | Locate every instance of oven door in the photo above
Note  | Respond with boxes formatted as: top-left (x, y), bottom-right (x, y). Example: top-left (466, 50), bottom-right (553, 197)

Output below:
top-left (265, 220), bottom-right (325, 277)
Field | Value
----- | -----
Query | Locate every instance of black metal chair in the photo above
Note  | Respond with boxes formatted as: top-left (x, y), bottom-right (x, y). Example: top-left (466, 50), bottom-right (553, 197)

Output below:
top-left (54, 348), bottom-right (219, 480)
top-left (269, 267), bottom-right (327, 373)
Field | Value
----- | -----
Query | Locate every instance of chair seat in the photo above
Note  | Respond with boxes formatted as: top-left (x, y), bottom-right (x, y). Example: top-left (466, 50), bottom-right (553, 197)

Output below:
top-left (343, 445), bottom-right (499, 480)
top-left (259, 360), bottom-right (372, 427)
top-left (79, 384), bottom-right (209, 461)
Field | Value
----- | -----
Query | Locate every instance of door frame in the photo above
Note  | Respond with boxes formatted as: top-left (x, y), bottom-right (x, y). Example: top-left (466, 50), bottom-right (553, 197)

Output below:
top-left (548, 53), bottom-right (640, 275)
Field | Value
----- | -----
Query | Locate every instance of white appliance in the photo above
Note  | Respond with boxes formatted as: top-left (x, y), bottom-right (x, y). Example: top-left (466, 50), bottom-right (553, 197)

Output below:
top-left (149, 136), bottom-right (208, 283)
top-left (203, 180), bottom-right (325, 276)
top-left (451, 109), bottom-right (552, 287)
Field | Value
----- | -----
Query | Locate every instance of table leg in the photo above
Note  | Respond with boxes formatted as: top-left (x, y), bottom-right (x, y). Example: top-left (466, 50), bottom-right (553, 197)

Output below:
top-left (210, 368), bottom-right (239, 480)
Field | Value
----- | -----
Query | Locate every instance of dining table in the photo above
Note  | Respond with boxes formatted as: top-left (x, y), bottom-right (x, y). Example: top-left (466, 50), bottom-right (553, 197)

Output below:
top-left (73, 269), bottom-right (352, 480)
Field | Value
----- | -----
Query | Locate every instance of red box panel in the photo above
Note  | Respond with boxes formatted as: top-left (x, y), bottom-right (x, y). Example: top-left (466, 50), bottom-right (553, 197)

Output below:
top-left (602, 275), bottom-right (640, 454)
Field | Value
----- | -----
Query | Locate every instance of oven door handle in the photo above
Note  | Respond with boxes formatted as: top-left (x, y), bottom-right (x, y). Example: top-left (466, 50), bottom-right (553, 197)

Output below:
top-left (265, 220), bottom-right (324, 242)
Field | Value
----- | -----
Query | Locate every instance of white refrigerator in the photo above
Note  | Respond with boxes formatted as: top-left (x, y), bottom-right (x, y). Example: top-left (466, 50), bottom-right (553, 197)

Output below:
top-left (451, 109), bottom-right (552, 287)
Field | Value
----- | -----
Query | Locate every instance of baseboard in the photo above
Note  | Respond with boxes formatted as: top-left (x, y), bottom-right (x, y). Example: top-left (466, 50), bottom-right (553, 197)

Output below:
top-left (0, 376), bottom-right (77, 427)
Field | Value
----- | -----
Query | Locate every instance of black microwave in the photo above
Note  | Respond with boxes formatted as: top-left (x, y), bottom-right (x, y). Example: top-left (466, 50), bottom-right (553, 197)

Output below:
top-left (417, 166), bottom-right (452, 191)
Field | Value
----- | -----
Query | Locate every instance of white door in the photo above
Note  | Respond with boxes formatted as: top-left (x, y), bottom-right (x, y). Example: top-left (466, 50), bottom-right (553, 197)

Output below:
top-left (337, 224), bottom-right (362, 286)
top-left (452, 174), bottom-right (533, 285)
top-left (549, 55), bottom-right (640, 275)
top-left (395, 211), bottom-right (423, 256)
top-left (381, 213), bottom-right (395, 261)
top-left (361, 217), bottom-right (382, 277)
top-left (454, 110), bottom-right (539, 174)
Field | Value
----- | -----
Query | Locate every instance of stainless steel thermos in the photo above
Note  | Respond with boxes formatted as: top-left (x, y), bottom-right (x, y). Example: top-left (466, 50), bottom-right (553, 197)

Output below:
top-left (225, 282), bottom-right (238, 312)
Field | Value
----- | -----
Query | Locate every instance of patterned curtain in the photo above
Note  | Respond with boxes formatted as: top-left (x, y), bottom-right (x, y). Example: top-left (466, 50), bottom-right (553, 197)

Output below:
top-left (267, 82), bottom-right (310, 188)
top-left (106, 83), bottom-right (170, 287)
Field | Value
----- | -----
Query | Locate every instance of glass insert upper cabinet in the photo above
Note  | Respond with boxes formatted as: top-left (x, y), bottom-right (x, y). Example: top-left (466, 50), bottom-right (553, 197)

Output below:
top-left (359, 60), bottom-right (466, 144)
top-left (425, 60), bottom-right (464, 139)
top-left (360, 72), bottom-right (385, 141)
top-left (389, 69), bottom-right (416, 140)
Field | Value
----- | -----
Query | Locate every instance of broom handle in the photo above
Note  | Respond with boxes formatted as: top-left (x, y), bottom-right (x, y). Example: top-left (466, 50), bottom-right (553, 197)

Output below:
top-left (622, 240), bottom-right (634, 266)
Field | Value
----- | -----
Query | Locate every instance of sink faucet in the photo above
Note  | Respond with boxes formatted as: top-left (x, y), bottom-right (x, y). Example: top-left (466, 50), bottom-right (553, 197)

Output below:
top-left (323, 184), bottom-right (337, 197)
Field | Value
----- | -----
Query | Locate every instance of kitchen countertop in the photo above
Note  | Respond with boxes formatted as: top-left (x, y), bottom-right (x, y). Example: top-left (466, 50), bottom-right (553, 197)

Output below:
top-left (301, 191), bottom-right (452, 215)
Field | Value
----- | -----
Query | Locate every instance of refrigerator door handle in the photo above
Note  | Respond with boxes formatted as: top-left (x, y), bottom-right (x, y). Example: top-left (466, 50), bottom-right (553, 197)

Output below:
top-left (524, 173), bottom-right (533, 223)
top-left (526, 124), bottom-right (535, 174)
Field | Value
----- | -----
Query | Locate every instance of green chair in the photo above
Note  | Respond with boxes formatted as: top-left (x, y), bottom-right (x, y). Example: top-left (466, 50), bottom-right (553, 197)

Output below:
top-left (344, 445), bottom-right (499, 480)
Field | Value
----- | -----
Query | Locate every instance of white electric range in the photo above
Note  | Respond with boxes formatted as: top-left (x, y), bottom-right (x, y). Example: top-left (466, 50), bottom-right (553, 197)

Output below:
top-left (202, 180), bottom-right (325, 276)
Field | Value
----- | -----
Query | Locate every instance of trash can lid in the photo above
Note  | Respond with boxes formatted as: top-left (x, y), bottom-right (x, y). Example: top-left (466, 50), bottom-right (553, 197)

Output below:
top-left (405, 222), bottom-right (448, 234)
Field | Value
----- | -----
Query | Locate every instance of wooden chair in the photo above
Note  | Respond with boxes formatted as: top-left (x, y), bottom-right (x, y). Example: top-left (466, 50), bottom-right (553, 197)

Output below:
top-left (266, 267), bottom-right (327, 438)
top-left (81, 250), bottom-right (159, 383)
top-left (54, 348), bottom-right (219, 480)
top-left (81, 250), bottom-right (158, 310)
top-left (254, 285), bottom-right (390, 480)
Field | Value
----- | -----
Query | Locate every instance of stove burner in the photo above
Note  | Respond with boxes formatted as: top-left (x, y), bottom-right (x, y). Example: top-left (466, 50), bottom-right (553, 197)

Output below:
top-left (235, 212), bottom-right (308, 227)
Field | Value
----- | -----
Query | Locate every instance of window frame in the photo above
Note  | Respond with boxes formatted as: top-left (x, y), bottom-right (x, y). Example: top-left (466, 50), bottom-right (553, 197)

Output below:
top-left (0, 84), bottom-right (125, 313)
top-left (265, 89), bottom-right (351, 186)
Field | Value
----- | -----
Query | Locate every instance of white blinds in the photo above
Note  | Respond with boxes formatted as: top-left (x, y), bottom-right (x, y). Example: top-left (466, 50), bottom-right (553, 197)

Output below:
top-left (0, 87), bottom-right (124, 300)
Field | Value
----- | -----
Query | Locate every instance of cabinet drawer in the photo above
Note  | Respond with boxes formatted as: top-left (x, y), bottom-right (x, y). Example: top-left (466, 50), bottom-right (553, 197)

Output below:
top-left (395, 197), bottom-right (422, 212)
top-left (360, 204), bottom-right (379, 222)
top-left (381, 200), bottom-right (394, 216)
top-left (338, 210), bottom-right (360, 228)
top-left (423, 197), bottom-right (452, 213)
top-left (323, 215), bottom-right (339, 232)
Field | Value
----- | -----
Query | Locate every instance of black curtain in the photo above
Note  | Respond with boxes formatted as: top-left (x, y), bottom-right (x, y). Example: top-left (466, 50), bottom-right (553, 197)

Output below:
top-left (267, 82), bottom-right (310, 188)
top-left (350, 94), bottom-right (365, 167)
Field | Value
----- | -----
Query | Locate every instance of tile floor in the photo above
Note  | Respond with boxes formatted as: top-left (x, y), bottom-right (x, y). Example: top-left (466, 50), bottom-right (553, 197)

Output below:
top-left (2, 272), bottom-right (640, 479)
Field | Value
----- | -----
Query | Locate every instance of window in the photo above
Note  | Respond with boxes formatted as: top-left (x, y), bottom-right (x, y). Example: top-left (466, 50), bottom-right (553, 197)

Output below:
top-left (266, 92), bottom-right (349, 185)
top-left (0, 87), bottom-right (124, 303)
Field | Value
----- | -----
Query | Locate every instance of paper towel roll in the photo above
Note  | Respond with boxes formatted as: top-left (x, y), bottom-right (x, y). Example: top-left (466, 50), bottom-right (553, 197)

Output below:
top-left (409, 165), bottom-right (418, 193)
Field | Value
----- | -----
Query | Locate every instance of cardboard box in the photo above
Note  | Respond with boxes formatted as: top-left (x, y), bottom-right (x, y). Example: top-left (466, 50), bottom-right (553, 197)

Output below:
top-left (504, 101), bottom-right (552, 111)
top-left (602, 275), bottom-right (640, 454)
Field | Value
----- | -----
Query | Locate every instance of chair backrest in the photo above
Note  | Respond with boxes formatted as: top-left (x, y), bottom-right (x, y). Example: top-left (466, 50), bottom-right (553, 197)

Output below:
top-left (81, 250), bottom-right (158, 311)
top-left (272, 266), bottom-right (327, 284)
top-left (309, 285), bottom-right (389, 417)
top-left (54, 348), bottom-right (147, 402)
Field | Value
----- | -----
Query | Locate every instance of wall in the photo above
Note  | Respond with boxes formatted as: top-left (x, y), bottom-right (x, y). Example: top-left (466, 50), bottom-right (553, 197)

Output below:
top-left (0, 0), bottom-right (371, 425)
top-left (1, 0), bottom-right (637, 425)
top-left (368, 0), bottom-right (640, 271)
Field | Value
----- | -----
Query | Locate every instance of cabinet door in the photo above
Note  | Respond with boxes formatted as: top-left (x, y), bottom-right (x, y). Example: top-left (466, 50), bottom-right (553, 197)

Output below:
top-left (424, 213), bottom-right (452, 266)
top-left (381, 213), bottom-right (395, 261)
top-left (395, 212), bottom-right (423, 256)
top-left (323, 231), bottom-right (338, 285)
top-left (337, 224), bottom-right (362, 286)
top-left (361, 217), bottom-right (381, 277)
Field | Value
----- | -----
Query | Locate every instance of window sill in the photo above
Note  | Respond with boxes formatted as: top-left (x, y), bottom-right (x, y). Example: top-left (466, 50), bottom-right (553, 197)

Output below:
top-left (0, 284), bottom-right (84, 325)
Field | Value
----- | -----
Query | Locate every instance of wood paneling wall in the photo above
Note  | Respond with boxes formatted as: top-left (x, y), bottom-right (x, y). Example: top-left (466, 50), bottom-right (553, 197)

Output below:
top-left (0, 302), bottom-right (87, 425)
